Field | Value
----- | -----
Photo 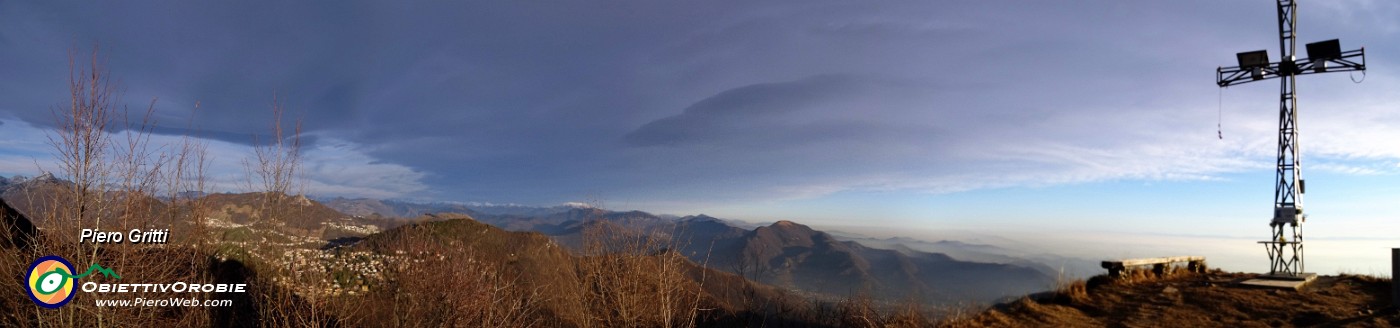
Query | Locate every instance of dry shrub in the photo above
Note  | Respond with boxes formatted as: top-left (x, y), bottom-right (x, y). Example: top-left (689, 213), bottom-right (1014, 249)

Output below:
top-left (933, 302), bottom-right (987, 328)
top-left (885, 298), bottom-right (934, 328)
top-left (831, 291), bottom-right (970, 327)
top-left (835, 292), bottom-right (895, 328)
top-left (242, 94), bottom-right (303, 226)
top-left (573, 215), bottom-right (707, 328)
top-left (358, 226), bottom-right (541, 328)
top-left (1048, 280), bottom-right (1090, 306)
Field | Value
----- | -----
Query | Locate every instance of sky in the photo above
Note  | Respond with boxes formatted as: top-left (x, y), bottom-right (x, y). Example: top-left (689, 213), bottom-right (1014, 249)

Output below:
top-left (2, 1), bottom-right (1399, 268)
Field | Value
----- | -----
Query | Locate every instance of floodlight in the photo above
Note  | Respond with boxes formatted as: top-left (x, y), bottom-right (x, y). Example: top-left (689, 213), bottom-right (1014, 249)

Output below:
top-left (1236, 50), bottom-right (1269, 69)
top-left (1306, 39), bottom-right (1341, 73)
top-left (1305, 39), bottom-right (1341, 60)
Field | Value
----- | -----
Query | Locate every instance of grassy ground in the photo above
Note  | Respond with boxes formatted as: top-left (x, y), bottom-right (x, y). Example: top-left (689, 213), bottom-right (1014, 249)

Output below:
top-left (948, 270), bottom-right (1396, 327)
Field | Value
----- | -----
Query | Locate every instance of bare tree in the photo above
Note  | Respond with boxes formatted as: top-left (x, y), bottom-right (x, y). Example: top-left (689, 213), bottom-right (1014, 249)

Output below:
top-left (47, 46), bottom-right (116, 238)
top-left (4, 45), bottom-right (221, 328)
top-left (242, 94), bottom-right (303, 225)
top-left (38, 45), bottom-right (119, 327)
top-left (573, 205), bottom-right (707, 328)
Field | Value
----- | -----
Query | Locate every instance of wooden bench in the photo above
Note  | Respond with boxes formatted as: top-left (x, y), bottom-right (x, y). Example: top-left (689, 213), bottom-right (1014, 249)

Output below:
top-left (1101, 256), bottom-right (1207, 278)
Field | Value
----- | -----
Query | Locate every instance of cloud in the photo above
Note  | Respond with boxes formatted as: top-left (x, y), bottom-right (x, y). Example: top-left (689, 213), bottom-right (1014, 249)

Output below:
top-left (191, 135), bottom-right (429, 199)
top-left (602, 72), bottom-right (1274, 204)
top-left (2, 1), bottom-right (1399, 208)
top-left (0, 119), bottom-right (57, 176)
top-left (0, 119), bottom-right (428, 199)
top-left (1311, 162), bottom-right (1394, 176)
top-left (624, 75), bottom-right (908, 147)
top-left (299, 138), bottom-right (429, 199)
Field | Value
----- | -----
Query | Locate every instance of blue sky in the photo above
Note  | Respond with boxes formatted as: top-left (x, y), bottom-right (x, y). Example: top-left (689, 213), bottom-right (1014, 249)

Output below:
top-left (2, 0), bottom-right (1399, 246)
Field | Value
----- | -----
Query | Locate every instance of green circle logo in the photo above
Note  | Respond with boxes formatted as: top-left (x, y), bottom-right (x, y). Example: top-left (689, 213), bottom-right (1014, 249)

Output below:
top-left (25, 256), bottom-right (77, 308)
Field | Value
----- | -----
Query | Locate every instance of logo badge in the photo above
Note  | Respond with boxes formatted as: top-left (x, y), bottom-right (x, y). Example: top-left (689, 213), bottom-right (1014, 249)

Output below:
top-left (26, 256), bottom-right (77, 309)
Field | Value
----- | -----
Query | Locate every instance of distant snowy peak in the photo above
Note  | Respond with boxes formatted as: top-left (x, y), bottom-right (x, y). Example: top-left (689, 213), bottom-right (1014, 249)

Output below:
top-left (437, 201), bottom-right (528, 208)
top-left (561, 202), bottom-right (595, 209)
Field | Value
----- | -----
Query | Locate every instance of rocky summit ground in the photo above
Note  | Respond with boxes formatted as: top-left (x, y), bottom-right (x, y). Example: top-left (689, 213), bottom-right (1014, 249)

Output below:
top-left (950, 271), bottom-right (1397, 327)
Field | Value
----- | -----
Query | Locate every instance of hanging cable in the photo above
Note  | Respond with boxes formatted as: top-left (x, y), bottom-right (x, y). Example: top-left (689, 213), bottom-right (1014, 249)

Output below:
top-left (1350, 69), bottom-right (1366, 83)
top-left (1218, 86), bottom-right (1224, 139)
